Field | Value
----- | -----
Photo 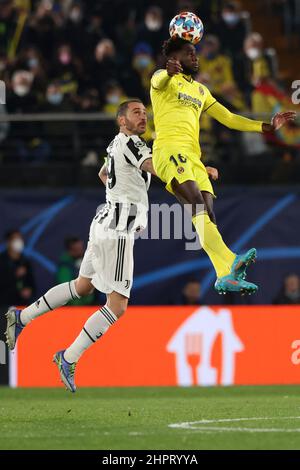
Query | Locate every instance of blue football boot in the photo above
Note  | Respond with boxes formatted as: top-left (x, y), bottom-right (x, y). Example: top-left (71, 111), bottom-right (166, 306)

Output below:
top-left (5, 307), bottom-right (25, 350)
top-left (53, 350), bottom-right (77, 393)
top-left (215, 275), bottom-right (258, 296)
top-left (231, 248), bottom-right (257, 280)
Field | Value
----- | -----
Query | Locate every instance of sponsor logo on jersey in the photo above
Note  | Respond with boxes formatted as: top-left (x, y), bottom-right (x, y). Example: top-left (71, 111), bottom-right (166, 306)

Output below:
top-left (178, 92), bottom-right (202, 110)
top-left (125, 280), bottom-right (130, 289)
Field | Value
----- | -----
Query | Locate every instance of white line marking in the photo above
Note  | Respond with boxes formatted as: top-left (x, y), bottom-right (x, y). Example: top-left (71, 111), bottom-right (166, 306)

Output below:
top-left (169, 416), bottom-right (300, 433)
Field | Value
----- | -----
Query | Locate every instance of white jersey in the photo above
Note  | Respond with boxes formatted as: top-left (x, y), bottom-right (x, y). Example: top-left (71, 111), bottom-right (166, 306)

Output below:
top-left (97, 132), bottom-right (152, 232)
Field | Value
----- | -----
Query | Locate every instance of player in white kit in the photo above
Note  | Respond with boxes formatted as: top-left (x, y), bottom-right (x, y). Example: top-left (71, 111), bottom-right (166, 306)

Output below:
top-left (5, 99), bottom-right (155, 392)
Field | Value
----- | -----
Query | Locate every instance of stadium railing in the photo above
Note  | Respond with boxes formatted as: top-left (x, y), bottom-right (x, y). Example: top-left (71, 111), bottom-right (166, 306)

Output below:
top-left (0, 112), bottom-right (299, 187)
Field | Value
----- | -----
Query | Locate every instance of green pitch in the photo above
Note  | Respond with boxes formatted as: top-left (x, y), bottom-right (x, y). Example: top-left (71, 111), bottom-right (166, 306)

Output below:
top-left (1, 386), bottom-right (300, 450)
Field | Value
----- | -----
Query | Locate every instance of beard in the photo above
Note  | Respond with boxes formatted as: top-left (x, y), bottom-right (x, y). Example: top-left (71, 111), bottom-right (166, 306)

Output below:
top-left (124, 118), bottom-right (143, 135)
top-left (181, 64), bottom-right (199, 77)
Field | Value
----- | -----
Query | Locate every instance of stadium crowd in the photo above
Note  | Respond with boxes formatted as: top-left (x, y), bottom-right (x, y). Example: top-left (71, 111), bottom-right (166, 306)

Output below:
top-left (0, 0), bottom-right (299, 171)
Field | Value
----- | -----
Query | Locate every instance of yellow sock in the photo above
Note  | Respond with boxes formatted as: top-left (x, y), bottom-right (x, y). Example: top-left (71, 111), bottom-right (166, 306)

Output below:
top-left (192, 212), bottom-right (236, 278)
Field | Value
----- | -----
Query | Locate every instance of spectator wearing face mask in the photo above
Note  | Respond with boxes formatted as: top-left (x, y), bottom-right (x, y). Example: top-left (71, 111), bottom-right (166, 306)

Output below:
top-left (243, 33), bottom-right (272, 86)
top-left (273, 274), bottom-right (300, 305)
top-left (0, 229), bottom-right (36, 307)
top-left (50, 43), bottom-right (83, 96)
top-left (56, 236), bottom-right (95, 306)
top-left (213, 1), bottom-right (247, 58)
top-left (235, 32), bottom-right (273, 104)
top-left (7, 70), bottom-right (37, 113)
top-left (102, 81), bottom-right (128, 115)
top-left (136, 6), bottom-right (168, 56)
top-left (132, 42), bottom-right (155, 93)
top-left (39, 81), bottom-right (76, 160)
top-left (14, 46), bottom-right (48, 94)
top-left (6, 70), bottom-right (48, 163)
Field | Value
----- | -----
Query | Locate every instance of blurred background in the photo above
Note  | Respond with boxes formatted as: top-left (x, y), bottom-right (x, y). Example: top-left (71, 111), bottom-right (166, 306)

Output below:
top-left (0, 0), bottom-right (300, 307)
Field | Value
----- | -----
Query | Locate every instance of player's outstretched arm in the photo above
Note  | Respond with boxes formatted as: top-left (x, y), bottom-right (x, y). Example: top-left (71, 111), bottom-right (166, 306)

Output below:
top-left (262, 111), bottom-right (297, 132)
top-left (206, 101), bottom-right (297, 133)
top-left (206, 101), bottom-right (263, 132)
top-left (98, 164), bottom-right (108, 186)
top-left (141, 158), bottom-right (157, 176)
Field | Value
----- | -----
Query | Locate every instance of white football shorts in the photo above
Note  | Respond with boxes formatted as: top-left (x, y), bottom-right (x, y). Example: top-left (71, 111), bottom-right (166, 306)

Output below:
top-left (79, 216), bottom-right (135, 298)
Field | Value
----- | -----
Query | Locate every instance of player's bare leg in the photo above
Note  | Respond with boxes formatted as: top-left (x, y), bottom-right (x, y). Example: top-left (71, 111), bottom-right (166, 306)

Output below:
top-left (5, 276), bottom-right (94, 350)
top-left (201, 190), bottom-right (217, 224)
top-left (171, 178), bottom-right (258, 294)
top-left (53, 291), bottom-right (128, 392)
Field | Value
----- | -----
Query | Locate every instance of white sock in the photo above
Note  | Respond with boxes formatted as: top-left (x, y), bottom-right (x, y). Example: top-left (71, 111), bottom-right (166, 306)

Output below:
top-left (20, 280), bottom-right (80, 325)
top-left (64, 305), bottom-right (118, 363)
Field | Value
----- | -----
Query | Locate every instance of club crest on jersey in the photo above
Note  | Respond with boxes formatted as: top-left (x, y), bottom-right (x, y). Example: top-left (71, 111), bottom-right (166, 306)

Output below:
top-left (199, 86), bottom-right (204, 96)
top-left (134, 141), bottom-right (145, 148)
top-left (177, 167), bottom-right (185, 174)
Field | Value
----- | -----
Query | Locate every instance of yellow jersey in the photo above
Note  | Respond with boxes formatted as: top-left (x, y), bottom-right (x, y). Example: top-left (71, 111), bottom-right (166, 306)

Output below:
top-left (150, 69), bottom-right (263, 156)
top-left (150, 69), bottom-right (215, 155)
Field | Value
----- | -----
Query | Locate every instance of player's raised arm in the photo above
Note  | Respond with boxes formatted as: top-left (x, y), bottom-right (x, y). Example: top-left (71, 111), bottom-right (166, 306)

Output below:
top-left (151, 59), bottom-right (183, 91)
top-left (151, 69), bottom-right (172, 91)
top-left (205, 99), bottom-right (296, 133)
top-left (98, 164), bottom-right (108, 186)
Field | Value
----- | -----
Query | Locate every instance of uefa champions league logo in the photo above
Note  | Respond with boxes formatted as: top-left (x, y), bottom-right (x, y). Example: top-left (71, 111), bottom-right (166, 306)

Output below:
top-left (0, 80), bottom-right (5, 105)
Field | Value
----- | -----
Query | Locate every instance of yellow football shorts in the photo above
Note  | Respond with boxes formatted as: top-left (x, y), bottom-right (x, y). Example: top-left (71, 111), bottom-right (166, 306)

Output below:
top-left (153, 147), bottom-right (215, 197)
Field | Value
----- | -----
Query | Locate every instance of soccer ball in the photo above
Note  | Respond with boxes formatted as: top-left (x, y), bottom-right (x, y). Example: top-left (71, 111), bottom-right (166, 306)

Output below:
top-left (169, 11), bottom-right (204, 45)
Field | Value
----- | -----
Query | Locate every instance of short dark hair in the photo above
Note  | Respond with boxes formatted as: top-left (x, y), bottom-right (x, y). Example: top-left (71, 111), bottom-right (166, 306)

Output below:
top-left (5, 229), bottom-right (21, 241)
top-left (116, 99), bottom-right (143, 118)
top-left (162, 37), bottom-right (191, 57)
